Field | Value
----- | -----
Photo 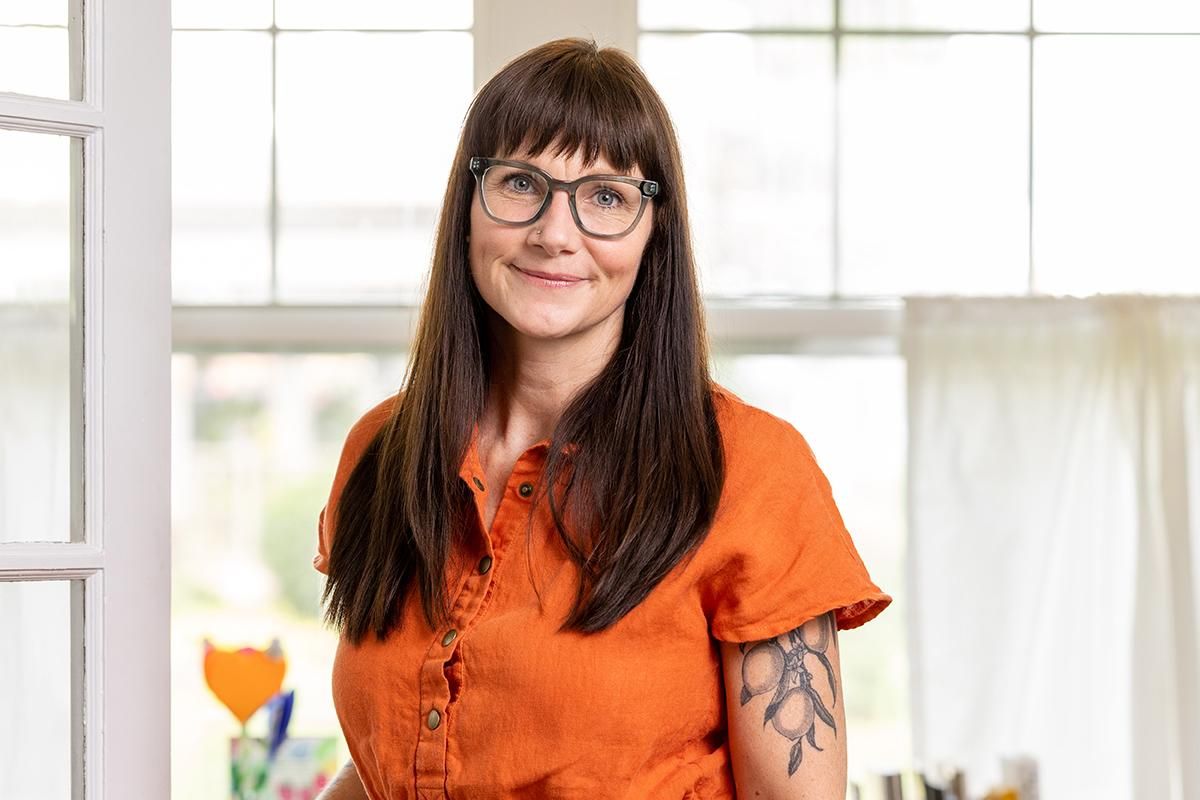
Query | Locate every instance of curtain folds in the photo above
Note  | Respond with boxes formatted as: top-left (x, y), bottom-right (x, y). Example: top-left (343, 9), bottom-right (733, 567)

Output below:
top-left (902, 295), bottom-right (1199, 800)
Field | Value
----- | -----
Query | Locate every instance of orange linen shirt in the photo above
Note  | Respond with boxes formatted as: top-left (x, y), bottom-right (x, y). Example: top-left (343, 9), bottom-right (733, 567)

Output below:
top-left (315, 384), bottom-right (892, 799)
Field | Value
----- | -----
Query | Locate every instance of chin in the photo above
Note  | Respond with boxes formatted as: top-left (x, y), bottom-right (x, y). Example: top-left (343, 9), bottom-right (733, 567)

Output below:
top-left (514, 322), bottom-right (578, 341)
top-left (503, 311), bottom-right (584, 340)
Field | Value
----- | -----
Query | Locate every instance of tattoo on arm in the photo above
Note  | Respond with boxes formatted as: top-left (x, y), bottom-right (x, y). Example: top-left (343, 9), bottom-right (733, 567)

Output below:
top-left (736, 611), bottom-right (839, 777)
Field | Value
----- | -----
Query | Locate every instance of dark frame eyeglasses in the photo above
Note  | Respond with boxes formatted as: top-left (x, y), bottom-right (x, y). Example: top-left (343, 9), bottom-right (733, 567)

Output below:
top-left (468, 155), bottom-right (660, 240)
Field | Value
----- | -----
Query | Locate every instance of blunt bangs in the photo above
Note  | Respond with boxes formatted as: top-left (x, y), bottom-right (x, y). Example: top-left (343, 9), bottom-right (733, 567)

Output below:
top-left (465, 41), bottom-right (663, 183)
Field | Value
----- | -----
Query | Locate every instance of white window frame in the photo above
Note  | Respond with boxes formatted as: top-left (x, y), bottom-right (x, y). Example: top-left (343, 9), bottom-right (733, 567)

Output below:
top-left (0, 0), bottom-right (172, 797)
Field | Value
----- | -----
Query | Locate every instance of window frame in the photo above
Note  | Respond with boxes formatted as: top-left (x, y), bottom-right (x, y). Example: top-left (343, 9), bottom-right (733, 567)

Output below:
top-left (0, 0), bottom-right (173, 796)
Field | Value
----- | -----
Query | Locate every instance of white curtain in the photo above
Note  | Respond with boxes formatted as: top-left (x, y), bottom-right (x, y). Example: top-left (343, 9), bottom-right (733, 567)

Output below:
top-left (902, 296), bottom-right (1200, 800)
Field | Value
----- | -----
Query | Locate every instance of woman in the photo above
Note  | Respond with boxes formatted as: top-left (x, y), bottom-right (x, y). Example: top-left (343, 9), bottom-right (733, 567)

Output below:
top-left (314, 37), bottom-right (891, 800)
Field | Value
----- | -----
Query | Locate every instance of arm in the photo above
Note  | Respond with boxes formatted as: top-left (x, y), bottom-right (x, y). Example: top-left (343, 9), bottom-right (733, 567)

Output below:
top-left (316, 759), bottom-right (369, 800)
top-left (720, 611), bottom-right (847, 799)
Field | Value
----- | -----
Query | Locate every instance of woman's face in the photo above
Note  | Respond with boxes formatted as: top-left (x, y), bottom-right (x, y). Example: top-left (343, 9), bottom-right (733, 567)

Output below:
top-left (467, 145), bottom-right (654, 346)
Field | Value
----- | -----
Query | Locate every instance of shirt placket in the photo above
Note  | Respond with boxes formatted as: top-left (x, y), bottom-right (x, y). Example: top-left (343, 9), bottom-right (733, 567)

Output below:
top-left (413, 448), bottom-right (545, 799)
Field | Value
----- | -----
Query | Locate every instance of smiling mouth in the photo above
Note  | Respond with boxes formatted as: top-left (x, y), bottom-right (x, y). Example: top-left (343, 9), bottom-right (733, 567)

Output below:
top-left (511, 264), bottom-right (586, 283)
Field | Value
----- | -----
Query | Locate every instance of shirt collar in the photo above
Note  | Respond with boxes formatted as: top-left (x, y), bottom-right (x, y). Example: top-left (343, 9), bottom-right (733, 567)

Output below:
top-left (458, 420), bottom-right (576, 488)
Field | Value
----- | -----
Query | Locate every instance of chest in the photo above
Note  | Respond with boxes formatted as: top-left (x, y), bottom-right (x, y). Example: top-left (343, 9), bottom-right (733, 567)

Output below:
top-left (478, 453), bottom-right (520, 533)
top-left (480, 481), bottom-right (503, 533)
top-left (330, 538), bottom-right (729, 798)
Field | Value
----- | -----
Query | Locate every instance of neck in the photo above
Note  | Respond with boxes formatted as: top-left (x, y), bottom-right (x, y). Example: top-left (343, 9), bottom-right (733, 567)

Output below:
top-left (479, 308), bottom-right (622, 450)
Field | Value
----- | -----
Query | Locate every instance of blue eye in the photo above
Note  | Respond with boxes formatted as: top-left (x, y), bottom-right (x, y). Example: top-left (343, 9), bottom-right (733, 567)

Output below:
top-left (505, 173), bottom-right (539, 193)
top-left (587, 184), bottom-right (628, 209)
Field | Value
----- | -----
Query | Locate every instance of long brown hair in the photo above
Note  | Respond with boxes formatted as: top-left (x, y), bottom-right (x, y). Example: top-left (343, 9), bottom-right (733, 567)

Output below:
top-left (321, 37), bottom-right (725, 644)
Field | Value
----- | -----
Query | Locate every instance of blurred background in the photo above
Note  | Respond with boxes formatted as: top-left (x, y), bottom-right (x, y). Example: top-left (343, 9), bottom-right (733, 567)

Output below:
top-left (2, 1), bottom-right (1199, 799)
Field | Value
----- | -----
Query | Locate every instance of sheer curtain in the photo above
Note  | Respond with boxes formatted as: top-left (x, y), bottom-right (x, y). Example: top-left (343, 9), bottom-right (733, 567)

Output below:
top-left (902, 296), bottom-right (1200, 800)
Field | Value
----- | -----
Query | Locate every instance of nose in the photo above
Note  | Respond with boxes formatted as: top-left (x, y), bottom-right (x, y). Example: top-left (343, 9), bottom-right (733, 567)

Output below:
top-left (528, 187), bottom-right (578, 253)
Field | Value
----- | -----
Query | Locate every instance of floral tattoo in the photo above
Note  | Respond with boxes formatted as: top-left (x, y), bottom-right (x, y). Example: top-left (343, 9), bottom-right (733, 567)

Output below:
top-left (737, 611), bottom-right (838, 776)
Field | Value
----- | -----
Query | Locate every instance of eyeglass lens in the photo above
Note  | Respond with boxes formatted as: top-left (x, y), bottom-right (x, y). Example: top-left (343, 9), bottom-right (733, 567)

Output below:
top-left (481, 165), bottom-right (643, 236)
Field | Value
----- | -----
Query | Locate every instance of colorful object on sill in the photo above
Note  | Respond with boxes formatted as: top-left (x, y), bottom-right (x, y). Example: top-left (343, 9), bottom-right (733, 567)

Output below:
top-left (229, 689), bottom-right (299, 800)
top-left (266, 689), bottom-right (295, 762)
top-left (203, 638), bottom-right (288, 725)
top-left (229, 736), bottom-right (337, 800)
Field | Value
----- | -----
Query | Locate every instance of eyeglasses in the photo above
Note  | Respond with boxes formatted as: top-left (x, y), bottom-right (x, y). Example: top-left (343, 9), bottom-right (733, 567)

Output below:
top-left (469, 156), bottom-right (659, 240)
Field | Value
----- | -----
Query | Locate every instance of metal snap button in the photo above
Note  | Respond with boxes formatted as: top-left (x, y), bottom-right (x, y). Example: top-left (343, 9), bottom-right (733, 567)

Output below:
top-left (427, 708), bottom-right (441, 730)
top-left (518, 481), bottom-right (533, 498)
top-left (478, 555), bottom-right (493, 574)
top-left (441, 629), bottom-right (457, 646)
top-left (472, 476), bottom-right (485, 492)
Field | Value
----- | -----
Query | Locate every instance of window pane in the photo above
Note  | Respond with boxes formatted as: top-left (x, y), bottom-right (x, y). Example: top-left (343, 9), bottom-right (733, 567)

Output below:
top-left (172, 32), bottom-right (273, 305)
top-left (842, 0), bottom-right (1028, 31)
top-left (0, 129), bottom-right (79, 544)
top-left (640, 34), bottom-right (835, 296)
top-left (840, 35), bottom-right (1029, 295)
top-left (172, 0), bottom-right (272, 30)
top-left (1036, 0), bottom-right (1200, 33)
top-left (639, 0), bottom-right (832, 29)
top-left (275, 32), bottom-right (472, 304)
top-left (0, 0), bottom-right (64, 25)
top-left (275, 0), bottom-right (472, 30)
top-left (0, 1), bottom-right (80, 100)
top-left (712, 354), bottom-right (910, 787)
top-left (171, 351), bottom-right (405, 798)
top-left (0, 579), bottom-right (80, 800)
top-left (1034, 36), bottom-right (1200, 295)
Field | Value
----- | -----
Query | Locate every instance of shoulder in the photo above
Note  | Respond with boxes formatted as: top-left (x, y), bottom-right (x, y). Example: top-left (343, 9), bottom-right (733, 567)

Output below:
top-left (314, 391), bottom-right (403, 574)
top-left (349, 391), bottom-right (400, 444)
top-left (710, 382), bottom-right (820, 481)
top-left (699, 385), bottom-right (892, 640)
top-left (701, 383), bottom-right (844, 562)
top-left (327, 391), bottom-right (403, 512)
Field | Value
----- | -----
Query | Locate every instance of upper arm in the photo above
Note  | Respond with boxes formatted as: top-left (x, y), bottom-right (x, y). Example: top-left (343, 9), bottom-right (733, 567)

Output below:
top-left (719, 611), bottom-right (847, 799)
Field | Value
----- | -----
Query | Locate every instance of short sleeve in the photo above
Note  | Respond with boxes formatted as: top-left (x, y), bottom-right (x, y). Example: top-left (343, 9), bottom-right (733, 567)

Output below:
top-left (313, 393), bottom-right (399, 576)
top-left (700, 411), bottom-right (892, 642)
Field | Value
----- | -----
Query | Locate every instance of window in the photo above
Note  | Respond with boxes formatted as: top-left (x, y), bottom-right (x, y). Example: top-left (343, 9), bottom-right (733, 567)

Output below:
top-left (639, 0), bottom-right (1200, 298)
top-left (171, 1), bottom-right (474, 305)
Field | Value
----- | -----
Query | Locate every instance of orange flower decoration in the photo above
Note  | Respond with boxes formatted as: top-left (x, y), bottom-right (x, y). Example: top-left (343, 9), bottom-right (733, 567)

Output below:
top-left (203, 638), bottom-right (288, 725)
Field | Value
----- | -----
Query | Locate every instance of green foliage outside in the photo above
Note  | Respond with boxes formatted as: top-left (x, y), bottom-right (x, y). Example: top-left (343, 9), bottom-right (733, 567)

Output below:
top-left (262, 476), bottom-right (330, 619)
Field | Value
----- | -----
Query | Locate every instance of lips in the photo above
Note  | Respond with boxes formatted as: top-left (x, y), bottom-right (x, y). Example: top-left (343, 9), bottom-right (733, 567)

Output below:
top-left (512, 264), bottom-right (584, 282)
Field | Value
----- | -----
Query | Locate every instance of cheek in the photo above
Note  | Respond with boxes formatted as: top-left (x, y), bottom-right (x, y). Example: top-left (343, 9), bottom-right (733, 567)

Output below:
top-left (603, 241), bottom-right (649, 289)
top-left (466, 238), bottom-right (482, 285)
top-left (619, 215), bottom-right (654, 282)
top-left (466, 216), bottom-right (499, 284)
top-left (590, 253), bottom-right (638, 295)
